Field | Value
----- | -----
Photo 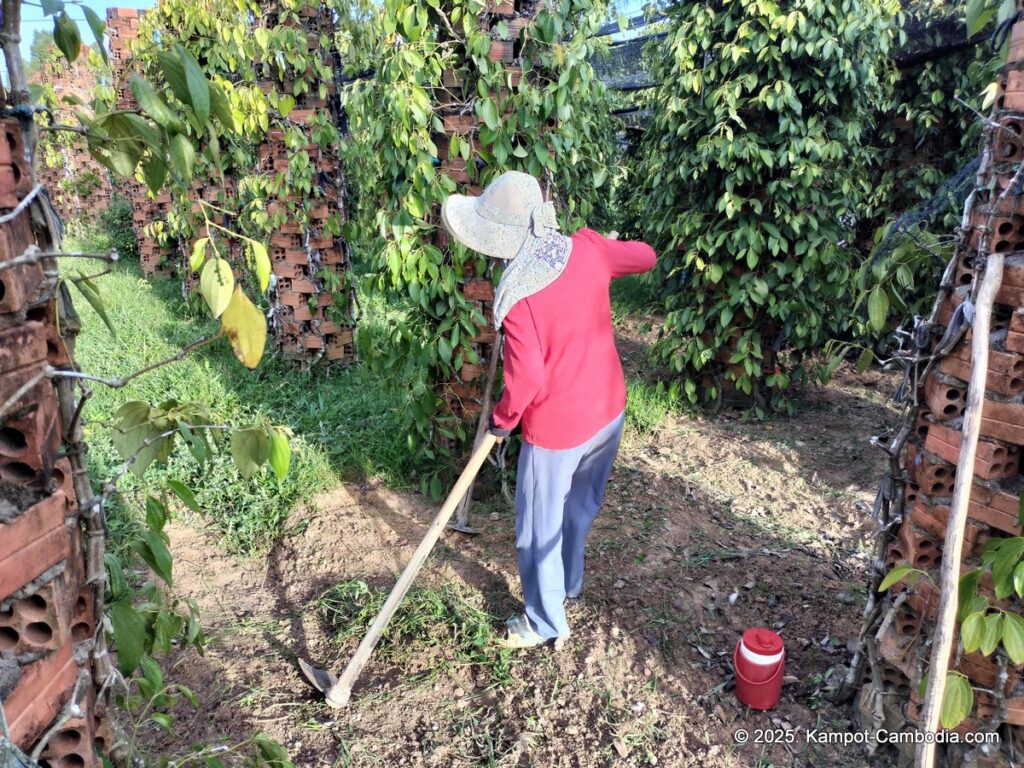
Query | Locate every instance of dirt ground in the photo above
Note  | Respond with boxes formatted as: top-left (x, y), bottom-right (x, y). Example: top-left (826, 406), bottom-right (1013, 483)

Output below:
top-left (146, 325), bottom-right (905, 768)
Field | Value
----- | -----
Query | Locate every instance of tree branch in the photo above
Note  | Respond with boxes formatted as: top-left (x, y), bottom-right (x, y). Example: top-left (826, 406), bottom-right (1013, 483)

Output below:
top-left (47, 336), bottom-right (219, 389)
top-left (0, 183), bottom-right (42, 223)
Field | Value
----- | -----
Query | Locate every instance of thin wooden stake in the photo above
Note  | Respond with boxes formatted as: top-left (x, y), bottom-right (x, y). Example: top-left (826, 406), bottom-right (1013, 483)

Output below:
top-left (916, 251), bottom-right (1005, 767)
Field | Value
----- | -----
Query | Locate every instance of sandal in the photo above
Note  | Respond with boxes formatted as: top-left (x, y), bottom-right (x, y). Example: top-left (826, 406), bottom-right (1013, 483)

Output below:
top-left (502, 614), bottom-right (548, 649)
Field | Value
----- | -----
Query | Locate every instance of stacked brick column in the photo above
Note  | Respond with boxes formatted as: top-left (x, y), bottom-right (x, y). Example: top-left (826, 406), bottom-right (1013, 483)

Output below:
top-left (107, 7), bottom-right (176, 278)
top-left (435, 0), bottom-right (527, 428)
top-left (32, 49), bottom-right (113, 223)
top-left (861, 15), bottom-right (1024, 765)
top-left (0, 114), bottom-right (104, 765)
top-left (259, 3), bottom-right (356, 365)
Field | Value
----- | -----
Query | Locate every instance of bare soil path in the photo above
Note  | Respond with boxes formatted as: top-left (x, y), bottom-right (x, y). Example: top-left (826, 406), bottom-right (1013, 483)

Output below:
top-left (147, 333), bottom-right (901, 768)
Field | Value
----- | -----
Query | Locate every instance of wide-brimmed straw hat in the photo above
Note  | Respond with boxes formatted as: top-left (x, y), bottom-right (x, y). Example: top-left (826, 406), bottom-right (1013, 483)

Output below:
top-left (441, 171), bottom-right (560, 260)
top-left (441, 171), bottom-right (573, 328)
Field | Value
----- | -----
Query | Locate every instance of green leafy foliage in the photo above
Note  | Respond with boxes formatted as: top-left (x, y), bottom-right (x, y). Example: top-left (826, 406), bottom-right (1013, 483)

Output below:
top-left (635, 0), bottom-right (900, 410)
top-left (879, 563), bottom-right (926, 591)
top-left (940, 672), bottom-right (974, 729)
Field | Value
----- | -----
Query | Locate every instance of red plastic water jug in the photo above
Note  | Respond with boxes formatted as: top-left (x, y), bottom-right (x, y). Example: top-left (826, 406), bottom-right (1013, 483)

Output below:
top-left (734, 628), bottom-right (785, 710)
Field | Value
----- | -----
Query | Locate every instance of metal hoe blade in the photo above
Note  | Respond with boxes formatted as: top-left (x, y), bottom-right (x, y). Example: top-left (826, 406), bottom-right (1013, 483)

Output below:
top-left (446, 518), bottom-right (480, 535)
top-left (298, 657), bottom-right (338, 694)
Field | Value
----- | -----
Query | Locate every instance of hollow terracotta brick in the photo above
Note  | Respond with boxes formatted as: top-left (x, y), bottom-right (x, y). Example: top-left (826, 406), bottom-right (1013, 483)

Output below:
top-left (37, 690), bottom-right (102, 768)
top-left (29, 299), bottom-right (73, 369)
top-left (904, 580), bottom-right (939, 622)
top-left (923, 420), bottom-right (1020, 480)
top-left (1002, 253), bottom-right (1024, 288)
top-left (0, 491), bottom-right (71, 601)
top-left (0, 259), bottom-right (45, 315)
top-left (1009, 311), bottom-right (1024, 353)
top-left (939, 339), bottom-right (1024, 397)
top-left (0, 321), bottom-right (47, 374)
top-left (0, 570), bottom-right (75, 655)
top-left (876, 622), bottom-right (917, 681)
top-left (969, 480), bottom-right (1023, 535)
top-left (488, 41), bottom-right (514, 63)
top-left (5, 639), bottom-right (77, 750)
top-left (994, 118), bottom-right (1024, 165)
top-left (910, 450), bottom-right (956, 498)
top-left (70, 585), bottom-right (96, 647)
top-left (909, 500), bottom-right (986, 556)
top-left (460, 362), bottom-right (486, 382)
top-left (50, 457), bottom-right (74, 501)
top-left (980, 397), bottom-right (1024, 445)
top-left (1, 386), bottom-right (62, 477)
top-left (443, 114), bottom-right (476, 134)
top-left (2, 120), bottom-right (32, 195)
top-left (894, 522), bottom-right (943, 570)
top-left (1001, 69), bottom-right (1024, 111)
top-left (923, 373), bottom-right (967, 421)
top-left (470, 325), bottom-right (497, 344)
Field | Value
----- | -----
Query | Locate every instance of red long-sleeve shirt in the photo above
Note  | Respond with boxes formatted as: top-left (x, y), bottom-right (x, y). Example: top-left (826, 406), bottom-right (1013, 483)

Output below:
top-left (490, 228), bottom-right (657, 450)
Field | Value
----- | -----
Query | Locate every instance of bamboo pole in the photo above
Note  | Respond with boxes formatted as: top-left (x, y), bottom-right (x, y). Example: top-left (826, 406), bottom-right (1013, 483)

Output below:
top-left (916, 251), bottom-right (1005, 767)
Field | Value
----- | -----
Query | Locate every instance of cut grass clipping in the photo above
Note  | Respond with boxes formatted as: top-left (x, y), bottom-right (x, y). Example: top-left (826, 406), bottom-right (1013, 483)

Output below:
top-left (318, 579), bottom-right (513, 687)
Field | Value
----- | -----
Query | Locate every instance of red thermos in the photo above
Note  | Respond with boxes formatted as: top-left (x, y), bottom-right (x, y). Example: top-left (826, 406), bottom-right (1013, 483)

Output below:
top-left (734, 628), bottom-right (785, 710)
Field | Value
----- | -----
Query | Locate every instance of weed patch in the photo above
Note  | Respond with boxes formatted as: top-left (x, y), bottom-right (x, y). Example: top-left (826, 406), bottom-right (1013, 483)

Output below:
top-left (317, 579), bottom-right (513, 687)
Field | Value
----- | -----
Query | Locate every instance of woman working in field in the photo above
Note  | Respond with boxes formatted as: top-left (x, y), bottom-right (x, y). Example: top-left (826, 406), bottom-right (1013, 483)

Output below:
top-left (442, 171), bottom-right (657, 648)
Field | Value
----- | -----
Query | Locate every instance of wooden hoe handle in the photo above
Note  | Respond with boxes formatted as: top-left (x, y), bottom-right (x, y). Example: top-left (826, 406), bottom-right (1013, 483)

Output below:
top-left (325, 432), bottom-right (499, 708)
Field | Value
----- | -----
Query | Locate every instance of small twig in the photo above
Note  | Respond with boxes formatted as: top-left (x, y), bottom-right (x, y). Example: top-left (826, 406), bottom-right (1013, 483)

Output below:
top-left (67, 386), bottom-right (92, 443)
top-left (0, 244), bottom-right (119, 272)
top-left (30, 674), bottom-right (84, 760)
top-left (0, 368), bottom-right (45, 422)
top-left (0, 183), bottom-right (42, 224)
top-left (47, 336), bottom-right (219, 389)
top-left (70, 267), bottom-right (114, 283)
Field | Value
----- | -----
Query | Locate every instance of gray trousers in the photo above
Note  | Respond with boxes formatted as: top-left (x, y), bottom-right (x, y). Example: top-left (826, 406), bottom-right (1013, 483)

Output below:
top-left (515, 410), bottom-right (625, 639)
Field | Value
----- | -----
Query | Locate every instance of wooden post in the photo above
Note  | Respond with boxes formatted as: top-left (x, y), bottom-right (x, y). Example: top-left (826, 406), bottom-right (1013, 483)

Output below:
top-left (916, 252), bottom-right (1005, 767)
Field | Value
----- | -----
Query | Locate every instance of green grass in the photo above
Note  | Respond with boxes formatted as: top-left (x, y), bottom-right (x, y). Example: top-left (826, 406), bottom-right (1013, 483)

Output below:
top-left (317, 578), bottom-right (513, 687)
top-left (610, 273), bottom-right (658, 321)
top-left (624, 377), bottom-right (674, 437)
top-left (70, 230), bottom-right (412, 556)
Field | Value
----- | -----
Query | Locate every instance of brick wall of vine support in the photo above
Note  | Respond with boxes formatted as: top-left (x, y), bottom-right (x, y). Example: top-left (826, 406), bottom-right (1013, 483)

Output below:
top-left (854, 9), bottom-right (1024, 764)
top-left (0, 107), bottom-right (109, 766)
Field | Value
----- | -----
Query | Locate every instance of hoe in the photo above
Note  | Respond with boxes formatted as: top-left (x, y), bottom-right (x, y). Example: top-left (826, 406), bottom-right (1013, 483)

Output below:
top-left (298, 433), bottom-right (498, 707)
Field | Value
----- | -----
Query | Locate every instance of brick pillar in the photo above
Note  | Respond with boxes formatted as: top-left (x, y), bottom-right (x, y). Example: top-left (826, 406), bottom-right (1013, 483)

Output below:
top-left (107, 7), bottom-right (176, 278)
top-left (862, 12), bottom-right (1024, 764)
top-left (32, 48), bottom-right (113, 223)
top-left (259, 3), bottom-right (356, 366)
top-left (435, 0), bottom-right (527, 435)
top-left (0, 111), bottom-right (103, 764)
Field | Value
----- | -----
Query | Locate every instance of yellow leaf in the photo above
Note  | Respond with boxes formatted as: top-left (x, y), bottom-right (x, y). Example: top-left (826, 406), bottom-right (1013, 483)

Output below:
top-left (200, 258), bottom-right (234, 318)
top-left (251, 242), bottom-right (271, 293)
top-left (220, 287), bottom-right (266, 369)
